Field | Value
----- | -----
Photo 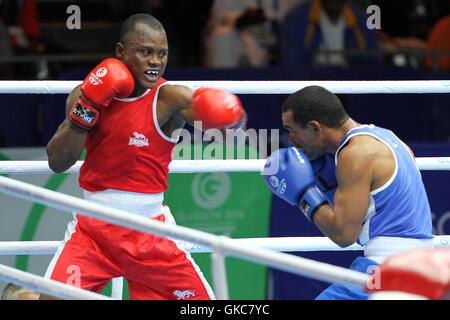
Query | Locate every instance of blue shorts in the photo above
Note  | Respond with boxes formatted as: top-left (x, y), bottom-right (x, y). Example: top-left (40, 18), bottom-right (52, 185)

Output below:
top-left (314, 256), bottom-right (378, 300)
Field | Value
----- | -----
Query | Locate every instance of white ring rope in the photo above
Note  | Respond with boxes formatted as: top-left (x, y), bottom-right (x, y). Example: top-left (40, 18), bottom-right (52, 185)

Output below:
top-left (0, 80), bottom-right (450, 94)
top-left (0, 175), bottom-right (369, 292)
top-left (1, 157), bottom-right (449, 174)
top-left (0, 160), bottom-right (266, 174)
top-left (0, 236), bottom-right (448, 255)
top-left (0, 241), bottom-right (60, 255)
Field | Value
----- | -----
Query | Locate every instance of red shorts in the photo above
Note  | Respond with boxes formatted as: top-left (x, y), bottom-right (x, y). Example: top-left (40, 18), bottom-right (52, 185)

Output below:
top-left (45, 205), bottom-right (215, 300)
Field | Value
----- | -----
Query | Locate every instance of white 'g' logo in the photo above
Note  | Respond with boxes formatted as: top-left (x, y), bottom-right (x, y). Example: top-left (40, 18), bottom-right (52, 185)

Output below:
top-left (192, 173), bottom-right (231, 209)
top-left (96, 67), bottom-right (107, 78)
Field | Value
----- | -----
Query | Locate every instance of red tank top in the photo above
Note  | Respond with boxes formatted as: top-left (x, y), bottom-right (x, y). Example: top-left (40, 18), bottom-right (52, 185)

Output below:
top-left (79, 78), bottom-right (177, 193)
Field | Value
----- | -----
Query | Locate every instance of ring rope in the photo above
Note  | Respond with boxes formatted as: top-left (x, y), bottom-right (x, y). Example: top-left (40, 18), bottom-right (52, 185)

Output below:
top-left (0, 157), bottom-right (449, 174)
top-left (0, 80), bottom-right (449, 94)
top-left (0, 236), bottom-right (448, 255)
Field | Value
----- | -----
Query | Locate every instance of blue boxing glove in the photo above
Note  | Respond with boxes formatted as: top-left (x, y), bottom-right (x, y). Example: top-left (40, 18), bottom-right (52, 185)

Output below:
top-left (263, 147), bottom-right (329, 222)
top-left (311, 153), bottom-right (337, 204)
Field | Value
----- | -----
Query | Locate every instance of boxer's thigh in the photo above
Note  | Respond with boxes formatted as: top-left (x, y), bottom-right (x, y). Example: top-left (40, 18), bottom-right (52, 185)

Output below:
top-left (46, 220), bottom-right (121, 293)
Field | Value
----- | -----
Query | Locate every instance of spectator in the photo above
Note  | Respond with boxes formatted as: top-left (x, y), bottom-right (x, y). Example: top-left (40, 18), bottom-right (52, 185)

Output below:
top-left (280, 0), bottom-right (379, 66)
top-left (376, 29), bottom-right (428, 68)
top-left (425, 14), bottom-right (450, 71)
top-left (371, 0), bottom-right (449, 69)
top-left (204, 0), bottom-right (302, 67)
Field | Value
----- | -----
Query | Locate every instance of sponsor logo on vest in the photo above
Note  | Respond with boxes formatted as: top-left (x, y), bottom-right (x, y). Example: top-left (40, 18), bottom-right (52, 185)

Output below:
top-left (129, 132), bottom-right (149, 147)
top-left (173, 290), bottom-right (195, 300)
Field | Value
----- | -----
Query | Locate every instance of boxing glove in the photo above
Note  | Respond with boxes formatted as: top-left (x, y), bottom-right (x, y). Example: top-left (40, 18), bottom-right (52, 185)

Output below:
top-left (311, 152), bottom-right (337, 203)
top-left (263, 147), bottom-right (329, 222)
top-left (191, 87), bottom-right (246, 130)
top-left (69, 58), bottom-right (134, 130)
top-left (365, 248), bottom-right (450, 300)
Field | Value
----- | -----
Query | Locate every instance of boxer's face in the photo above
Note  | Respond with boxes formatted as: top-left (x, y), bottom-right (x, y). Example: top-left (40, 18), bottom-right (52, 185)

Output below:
top-left (282, 110), bottom-right (324, 160)
top-left (116, 22), bottom-right (168, 96)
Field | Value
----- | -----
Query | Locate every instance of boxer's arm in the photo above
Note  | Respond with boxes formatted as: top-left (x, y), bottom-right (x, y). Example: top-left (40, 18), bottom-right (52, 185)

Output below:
top-left (156, 84), bottom-right (194, 127)
top-left (47, 85), bottom-right (88, 173)
top-left (68, 58), bottom-right (134, 130)
top-left (158, 85), bottom-right (246, 131)
top-left (312, 143), bottom-right (371, 247)
top-left (405, 143), bottom-right (416, 160)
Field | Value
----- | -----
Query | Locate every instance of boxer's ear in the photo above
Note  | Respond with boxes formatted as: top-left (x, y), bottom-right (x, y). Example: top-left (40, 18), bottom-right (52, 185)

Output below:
top-left (115, 42), bottom-right (125, 60)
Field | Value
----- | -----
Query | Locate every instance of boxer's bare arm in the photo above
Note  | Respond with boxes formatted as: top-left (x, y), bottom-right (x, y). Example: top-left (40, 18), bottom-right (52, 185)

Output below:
top-left (157, 85), bottom-right (246, 146)
top-left (46, 85), bottom-right (87, 173)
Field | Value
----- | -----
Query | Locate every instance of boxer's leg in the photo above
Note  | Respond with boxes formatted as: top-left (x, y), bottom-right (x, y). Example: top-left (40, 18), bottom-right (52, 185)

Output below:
top-left (43, 217), bottom-right (121, 296)
top-left (123, 207), bottom-right (215, 300)
top-left (315, 256), bottom-right (378, 300)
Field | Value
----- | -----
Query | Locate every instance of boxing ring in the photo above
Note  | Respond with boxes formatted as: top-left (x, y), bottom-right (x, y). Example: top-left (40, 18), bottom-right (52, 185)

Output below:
top-left (0, 80), bottom-right (449, 300)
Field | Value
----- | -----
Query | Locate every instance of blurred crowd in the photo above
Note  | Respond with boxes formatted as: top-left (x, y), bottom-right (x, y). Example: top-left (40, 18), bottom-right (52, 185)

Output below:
top-left (0, 0), bottom-right (449, 79)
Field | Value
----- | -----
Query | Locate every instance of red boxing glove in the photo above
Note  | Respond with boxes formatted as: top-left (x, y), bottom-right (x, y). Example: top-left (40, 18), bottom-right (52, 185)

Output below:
top-left (69, 58), bottom-right (134, 130)
top-left (365, 248), bottom-right (450, 300)
top-left (192, 87), bottom-right (246, 130)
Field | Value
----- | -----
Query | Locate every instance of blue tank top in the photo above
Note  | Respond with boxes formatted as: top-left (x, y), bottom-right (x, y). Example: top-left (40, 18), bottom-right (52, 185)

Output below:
top-left (336, 125), bottom-right (433, 245)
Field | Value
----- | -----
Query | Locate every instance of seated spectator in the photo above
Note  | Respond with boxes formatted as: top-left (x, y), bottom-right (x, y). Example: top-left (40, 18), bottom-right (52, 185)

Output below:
top-left (280, 0), bottom-right (379, 66)
top-left (425, 14), bottom-right (450, 71)
top-left (376, 29), bottom-right (428, 68)
top-left (204, 0), bottom-right (301, 67)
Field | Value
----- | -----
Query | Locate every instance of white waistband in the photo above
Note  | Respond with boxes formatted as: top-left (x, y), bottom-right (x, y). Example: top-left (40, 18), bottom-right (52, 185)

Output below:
top-left (82, 188), bottom-right (164, 218)
top-left (364, 236), bottom-right (435, 264)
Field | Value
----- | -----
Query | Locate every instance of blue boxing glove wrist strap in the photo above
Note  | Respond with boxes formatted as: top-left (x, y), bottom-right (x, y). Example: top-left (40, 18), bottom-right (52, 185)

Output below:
top-left (298, 186), bottom-right (329, 223)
